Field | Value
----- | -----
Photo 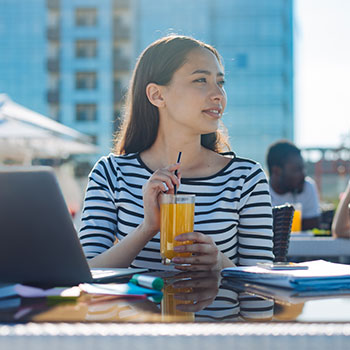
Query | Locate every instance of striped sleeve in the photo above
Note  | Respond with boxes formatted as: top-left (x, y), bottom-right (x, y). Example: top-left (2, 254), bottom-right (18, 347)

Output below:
top-left (237, 163), bottom-right (274, 265)
top-left (79, 157), bottom-right (118, 259)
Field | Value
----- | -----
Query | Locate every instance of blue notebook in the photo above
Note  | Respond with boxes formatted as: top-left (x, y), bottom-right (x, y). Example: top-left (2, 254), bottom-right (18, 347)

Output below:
top-left (222, 260), bottom-right (350, 291)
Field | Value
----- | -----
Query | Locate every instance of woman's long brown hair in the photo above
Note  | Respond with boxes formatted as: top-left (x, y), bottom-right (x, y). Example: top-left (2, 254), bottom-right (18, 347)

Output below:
top-left (114, 35), bottom-right (230, 155)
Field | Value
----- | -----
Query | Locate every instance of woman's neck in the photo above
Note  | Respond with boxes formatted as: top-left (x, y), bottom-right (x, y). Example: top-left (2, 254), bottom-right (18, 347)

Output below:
top-left (140, 133), bottom-right (230, 178)
top-left (141, 132), bottom-right (204, 171)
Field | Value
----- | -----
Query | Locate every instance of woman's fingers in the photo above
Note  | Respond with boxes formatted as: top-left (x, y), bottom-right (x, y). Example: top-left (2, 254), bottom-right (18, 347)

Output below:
top-left (174, 233), bottom-right (218, 257)
top-left (175, 231), bottom-right (213, 244)
top-left (172, 231), bottom-right (221, 270)
top-left (146, 178), bottom-right (172, 193)
top-left (174, 242), bottom-right (215, 255)
top-left (141, 162), bottom-right (182, 234)
top-left (144, 165), bottom-right (181, 193)
top-left (167, 162), bottom-right (181, 173)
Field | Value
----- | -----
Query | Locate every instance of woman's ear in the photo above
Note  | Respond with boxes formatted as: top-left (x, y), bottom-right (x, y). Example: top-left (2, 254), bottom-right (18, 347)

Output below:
top-left (146, 83), bottom-right (165, 108)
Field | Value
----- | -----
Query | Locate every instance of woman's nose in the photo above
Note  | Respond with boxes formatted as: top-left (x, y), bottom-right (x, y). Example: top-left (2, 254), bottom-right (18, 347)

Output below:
top-left (210, 84), bottom-right (226, 102)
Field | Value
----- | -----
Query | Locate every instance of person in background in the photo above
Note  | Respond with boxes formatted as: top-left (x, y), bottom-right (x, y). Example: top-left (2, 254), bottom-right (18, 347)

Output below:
top-left (78, 35), bottom-right (274, 271)
top-left (266, 140), bottom-right (321, 231)
top-left (332, 180), bottom-right (350, 238)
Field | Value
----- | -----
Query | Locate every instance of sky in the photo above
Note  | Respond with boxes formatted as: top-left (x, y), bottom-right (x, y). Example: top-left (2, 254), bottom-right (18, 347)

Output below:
top-left (294, 0), bottom-right (350, 148)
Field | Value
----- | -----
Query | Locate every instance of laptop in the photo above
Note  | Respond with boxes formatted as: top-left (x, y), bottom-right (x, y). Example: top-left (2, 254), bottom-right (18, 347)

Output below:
top-left (0, 166), bottom-right (147, 286)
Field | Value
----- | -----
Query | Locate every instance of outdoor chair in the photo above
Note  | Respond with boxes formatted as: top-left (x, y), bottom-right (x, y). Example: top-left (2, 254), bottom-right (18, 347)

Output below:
top-left (272, 204), bottom-right (295, 262)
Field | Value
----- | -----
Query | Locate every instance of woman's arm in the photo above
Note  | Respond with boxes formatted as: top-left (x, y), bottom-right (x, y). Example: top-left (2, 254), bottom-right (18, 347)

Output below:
top-left (332, 181), bottom-right (350, 239)
top-left (87, 222), bottom-right (158, 268)
top-left (79, 158), bottom-right (181, 267)
top-left (237, 165), bottom-right (274, 265)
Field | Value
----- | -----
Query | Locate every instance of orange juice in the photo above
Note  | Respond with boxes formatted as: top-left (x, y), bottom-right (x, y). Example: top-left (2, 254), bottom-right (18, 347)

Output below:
top-left (160, 194), bottom-right (195, 265)
top-left (291, 203), bottom-right (302, 233)
top-left (161, 284), bottom-right (194, 321)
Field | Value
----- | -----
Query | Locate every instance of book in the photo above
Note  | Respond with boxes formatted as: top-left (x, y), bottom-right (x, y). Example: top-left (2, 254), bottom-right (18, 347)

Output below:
top-left (0, 283), bottom-right (18, 299)
top-left (221, 260), bottom-right (350, 291)
top-left (0, 283), bottom-right (81, 299)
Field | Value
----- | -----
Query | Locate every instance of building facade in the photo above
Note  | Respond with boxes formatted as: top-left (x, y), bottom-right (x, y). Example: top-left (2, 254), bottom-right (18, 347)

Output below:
top-left (0, 0), bottom-right (293, 165)
top-left (47, 0), bottom-right (132, 157)
top-left (0, 0), bottom-right (47, 115)
top-left (47, 0), bottom-right (116, 155)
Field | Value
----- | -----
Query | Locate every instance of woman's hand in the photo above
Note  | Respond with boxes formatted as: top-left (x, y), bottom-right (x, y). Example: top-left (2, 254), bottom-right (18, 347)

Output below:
top-left (172, 232), bottom-right (233, 271)
top-left (141, 163), bottom-right (181, 237)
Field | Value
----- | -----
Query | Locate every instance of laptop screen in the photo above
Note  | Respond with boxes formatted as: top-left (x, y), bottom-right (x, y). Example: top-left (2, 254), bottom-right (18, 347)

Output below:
top-left (0, 167), bottom-right (93, 286)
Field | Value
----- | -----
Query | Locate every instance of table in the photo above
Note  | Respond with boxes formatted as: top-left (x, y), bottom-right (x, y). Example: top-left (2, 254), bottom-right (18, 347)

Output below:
top-left (288, 234), bottom-right (350, 263)
top-left (1, 270), bottom-right (350, 349)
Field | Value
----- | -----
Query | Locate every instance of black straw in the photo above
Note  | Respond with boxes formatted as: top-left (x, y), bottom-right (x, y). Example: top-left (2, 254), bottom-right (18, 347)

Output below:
top-left (174, 151), bottom-right (182, 195)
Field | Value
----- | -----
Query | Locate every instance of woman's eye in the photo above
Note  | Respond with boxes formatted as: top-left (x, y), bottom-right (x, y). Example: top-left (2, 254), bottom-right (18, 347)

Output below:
top-left (218, 80), bottom-right (225, 87)
top-left (194, 78), bottom-right (207, 83)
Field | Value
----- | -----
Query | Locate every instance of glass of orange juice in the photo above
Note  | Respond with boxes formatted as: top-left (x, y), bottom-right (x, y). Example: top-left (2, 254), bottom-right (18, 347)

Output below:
top-left (291, 203), bottom-right (302, 233)
top-left (160, 194), bottom-right (195, 265)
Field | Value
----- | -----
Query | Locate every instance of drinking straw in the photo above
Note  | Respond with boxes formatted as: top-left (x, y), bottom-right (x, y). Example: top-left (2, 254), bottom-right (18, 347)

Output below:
top-left (174, 151), bottom-right (182, 195)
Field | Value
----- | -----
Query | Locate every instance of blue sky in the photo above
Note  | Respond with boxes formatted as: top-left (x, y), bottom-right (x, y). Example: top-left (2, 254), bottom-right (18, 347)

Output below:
top-left (294, 0), bottom-right (350, 148)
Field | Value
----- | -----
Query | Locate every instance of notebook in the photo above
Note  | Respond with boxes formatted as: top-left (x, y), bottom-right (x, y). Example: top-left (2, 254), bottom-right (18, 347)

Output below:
top-left (0, 166), bottom-right (147, 286)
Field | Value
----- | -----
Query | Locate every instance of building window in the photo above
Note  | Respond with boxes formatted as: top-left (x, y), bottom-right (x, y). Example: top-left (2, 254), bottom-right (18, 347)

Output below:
top-left (76, 72), bottom-right (97, 90)
top-left (75, 40), bottom-right (97, 58)
top-left (76, 104), bottom-right (97, 121)
top-left (75, 8), bottom-right (97, 27)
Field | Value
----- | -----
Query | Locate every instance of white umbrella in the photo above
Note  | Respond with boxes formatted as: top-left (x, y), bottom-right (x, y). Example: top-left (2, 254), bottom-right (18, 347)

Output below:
top-left (0, 117), bottom-right (51, 139)
top-left (0, 94), bottom-right (89, 141)
top-left (0, 94), bottom-right (98, 161)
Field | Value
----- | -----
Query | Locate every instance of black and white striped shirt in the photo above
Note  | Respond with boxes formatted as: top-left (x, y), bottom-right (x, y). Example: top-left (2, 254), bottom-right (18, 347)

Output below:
top-left (79, 152), bottom-right (274, 270)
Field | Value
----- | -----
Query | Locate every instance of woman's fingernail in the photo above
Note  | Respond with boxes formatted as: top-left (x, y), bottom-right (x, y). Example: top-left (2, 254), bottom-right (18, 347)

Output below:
top-left (174, 246), bottom-right (183, 252)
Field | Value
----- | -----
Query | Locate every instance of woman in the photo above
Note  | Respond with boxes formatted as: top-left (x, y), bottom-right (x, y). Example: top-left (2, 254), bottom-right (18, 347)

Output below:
top-left (79, 35), bottom-right (274, 271)
top-left (332, 180), bottom-right (350, 238)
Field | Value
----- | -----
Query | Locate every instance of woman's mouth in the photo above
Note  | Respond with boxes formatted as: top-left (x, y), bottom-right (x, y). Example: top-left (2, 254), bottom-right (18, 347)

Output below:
top-left (202, 108), bottom-right (222, 119)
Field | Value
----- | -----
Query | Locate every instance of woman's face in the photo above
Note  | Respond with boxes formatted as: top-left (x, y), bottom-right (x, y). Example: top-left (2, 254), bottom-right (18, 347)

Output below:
top-left (160, 47), bottom-right (227, 135)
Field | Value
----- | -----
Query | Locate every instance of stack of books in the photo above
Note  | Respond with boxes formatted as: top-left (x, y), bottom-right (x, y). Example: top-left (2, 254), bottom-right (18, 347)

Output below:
top-left (222, 260), bottom-right (350, 291)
